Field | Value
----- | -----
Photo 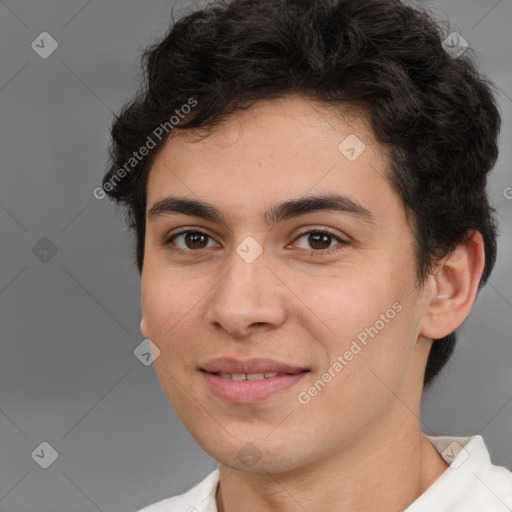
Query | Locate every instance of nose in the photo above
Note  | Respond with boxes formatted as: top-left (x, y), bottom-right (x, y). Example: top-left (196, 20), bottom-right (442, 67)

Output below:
top-left (204, 248), bottom-right (288, 339)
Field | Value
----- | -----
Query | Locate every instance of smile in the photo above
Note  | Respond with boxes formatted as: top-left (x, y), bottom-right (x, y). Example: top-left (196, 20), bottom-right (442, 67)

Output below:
top-left (201, 370), bottom-right (309, 404)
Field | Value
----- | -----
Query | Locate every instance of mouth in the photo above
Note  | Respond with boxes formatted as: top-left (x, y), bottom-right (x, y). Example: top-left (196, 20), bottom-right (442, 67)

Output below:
top-left (200, 356), bottom-right (308, 375)
top-left (199, 357), bottom-right (310, 404)
top-left (206, 371), bottom-right (294, 380)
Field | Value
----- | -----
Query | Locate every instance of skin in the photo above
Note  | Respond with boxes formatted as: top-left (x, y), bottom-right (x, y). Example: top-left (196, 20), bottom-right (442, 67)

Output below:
top-left (140, 94), bottom-right (485, 512)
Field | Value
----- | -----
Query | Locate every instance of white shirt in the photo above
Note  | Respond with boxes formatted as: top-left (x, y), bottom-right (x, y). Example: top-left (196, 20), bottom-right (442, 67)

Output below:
top-left (135, 435), bottom-right (512, 512)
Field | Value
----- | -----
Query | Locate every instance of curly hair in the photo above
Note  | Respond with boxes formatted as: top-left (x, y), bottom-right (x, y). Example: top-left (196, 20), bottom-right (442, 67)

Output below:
top-left (103, 0), bottom-right (501, 389)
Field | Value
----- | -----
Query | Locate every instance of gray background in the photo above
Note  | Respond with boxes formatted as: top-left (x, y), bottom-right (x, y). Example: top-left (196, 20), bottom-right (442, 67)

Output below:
top-left (0, 0), bottom-right (511, 511)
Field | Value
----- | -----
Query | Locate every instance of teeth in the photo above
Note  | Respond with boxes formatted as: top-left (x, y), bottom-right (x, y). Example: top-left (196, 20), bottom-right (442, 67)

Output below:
top-left (218, 372), bottom-right (280, 380)
top-left (247, 373), bottom-right (265, 380)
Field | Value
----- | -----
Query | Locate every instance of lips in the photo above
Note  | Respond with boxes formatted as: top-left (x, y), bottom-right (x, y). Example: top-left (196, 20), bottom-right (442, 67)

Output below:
top-left (200, 357), bottom-right (307, 375)
top-left (200, 357), bottom-right (309, 404)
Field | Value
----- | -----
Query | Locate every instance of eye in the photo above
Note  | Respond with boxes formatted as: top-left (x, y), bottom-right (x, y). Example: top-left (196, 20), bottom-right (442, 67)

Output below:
top-left (163, 227), bottom-right (347, 256)
top-left (292, 228), bottom-right (347, 256)
top-left (165, 230), bottom-right (219, 252)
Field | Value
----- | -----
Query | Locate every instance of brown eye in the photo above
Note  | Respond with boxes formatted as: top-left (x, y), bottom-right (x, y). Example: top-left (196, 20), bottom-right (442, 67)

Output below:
top-left (307, 232), bottom-right (332, 250)
top-left (183, 232), bottom-right (209, 249)
top-left (294, 229), bottom-right (345, 253)
top-left (166, 230), bottom-right (218, 251)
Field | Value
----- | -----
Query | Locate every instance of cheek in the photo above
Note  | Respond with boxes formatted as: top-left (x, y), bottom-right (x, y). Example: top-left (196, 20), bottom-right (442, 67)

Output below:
top-left (141, 272), bottom-right (182, 346)
top-left (140, 278), bottom-right (198, 404)
top-left (342, 299), bottom-right (423, 410)
top-left (295, 271), bottom-right (392, 338)
top-left (141, 274), bottom-right (206, 371)
top-left (307, 268), bottom-right (416, 368)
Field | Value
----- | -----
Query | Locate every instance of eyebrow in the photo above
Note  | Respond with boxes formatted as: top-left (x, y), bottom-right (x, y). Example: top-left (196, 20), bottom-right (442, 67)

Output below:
top-left (147, 193), bottom-right (376, 227)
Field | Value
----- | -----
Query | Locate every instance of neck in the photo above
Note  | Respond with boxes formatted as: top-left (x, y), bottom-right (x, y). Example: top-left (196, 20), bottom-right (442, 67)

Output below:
top-left (216, 418), bottom-right (449, 512)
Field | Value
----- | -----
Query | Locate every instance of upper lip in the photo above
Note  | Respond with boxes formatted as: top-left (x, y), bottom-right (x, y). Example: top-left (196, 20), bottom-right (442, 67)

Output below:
top-left (201, 357), bottom-right (308, 374)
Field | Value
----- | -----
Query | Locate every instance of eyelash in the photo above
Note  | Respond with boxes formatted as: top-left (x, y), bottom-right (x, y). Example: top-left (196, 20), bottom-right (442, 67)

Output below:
top-left (163, 227), bottom-right (348, 257)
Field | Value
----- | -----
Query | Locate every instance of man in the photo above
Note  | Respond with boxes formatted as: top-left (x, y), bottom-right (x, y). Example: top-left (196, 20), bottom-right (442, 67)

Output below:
top-left (102, 0), bottom-right (512, 510)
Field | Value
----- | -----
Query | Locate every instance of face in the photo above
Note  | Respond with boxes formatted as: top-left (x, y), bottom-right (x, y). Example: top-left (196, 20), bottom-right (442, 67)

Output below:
top-left (140, 95), bottom-right (433, 473)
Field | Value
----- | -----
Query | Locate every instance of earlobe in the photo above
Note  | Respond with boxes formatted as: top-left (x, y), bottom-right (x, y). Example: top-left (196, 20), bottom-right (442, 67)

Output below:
top-left (140, 316), bottom-right (148, 339)
top-left (419, 230), bottom-right (485, 340)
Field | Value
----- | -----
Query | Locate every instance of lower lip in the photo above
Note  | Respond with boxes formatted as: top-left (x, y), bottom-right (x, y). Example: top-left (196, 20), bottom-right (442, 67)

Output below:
top-left (202, 371), bottom-right (308, 405)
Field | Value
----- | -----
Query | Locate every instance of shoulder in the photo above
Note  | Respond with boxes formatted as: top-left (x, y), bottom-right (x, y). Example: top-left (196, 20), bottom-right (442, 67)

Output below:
top-left (133, 468), bottom-right (219, 512)
top-left (481, 459), bottom-right (512, 508)
top-left (416, 434), bottom-right (512, 512)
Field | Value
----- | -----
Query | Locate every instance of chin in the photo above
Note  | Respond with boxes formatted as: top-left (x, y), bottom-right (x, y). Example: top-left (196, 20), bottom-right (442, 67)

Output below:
top-left (219, 454), bottom-right (300, 474)
top-left (204, 438), bottom-right (310, 475)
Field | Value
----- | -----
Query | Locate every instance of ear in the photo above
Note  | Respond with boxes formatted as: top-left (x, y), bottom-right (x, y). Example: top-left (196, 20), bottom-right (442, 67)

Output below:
top-left (420, 230), bottom-right (485, 340)
top-left (140, 316), bottom-right (149, 339)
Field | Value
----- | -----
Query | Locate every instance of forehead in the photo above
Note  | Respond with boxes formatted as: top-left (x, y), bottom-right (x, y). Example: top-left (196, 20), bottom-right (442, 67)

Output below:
top-left (145, 95), bottom-right (405, 231)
